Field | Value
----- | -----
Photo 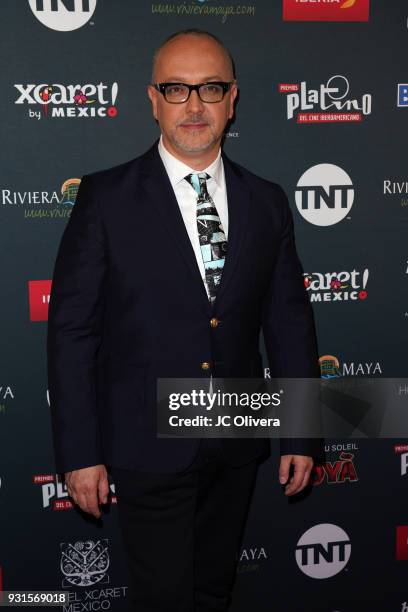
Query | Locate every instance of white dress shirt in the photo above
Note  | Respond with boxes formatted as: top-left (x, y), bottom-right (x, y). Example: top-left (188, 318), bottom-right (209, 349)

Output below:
top-left (158, 135), bottom-right (229, 299)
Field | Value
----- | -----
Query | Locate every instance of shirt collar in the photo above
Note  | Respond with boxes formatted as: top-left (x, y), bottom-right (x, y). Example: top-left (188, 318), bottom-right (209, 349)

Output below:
top-left (158, 135), bottom-right (223, 189)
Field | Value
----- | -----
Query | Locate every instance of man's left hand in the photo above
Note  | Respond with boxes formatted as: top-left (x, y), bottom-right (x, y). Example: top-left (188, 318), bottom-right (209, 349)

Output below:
top-left (279, 454), bottom-right (313, 496)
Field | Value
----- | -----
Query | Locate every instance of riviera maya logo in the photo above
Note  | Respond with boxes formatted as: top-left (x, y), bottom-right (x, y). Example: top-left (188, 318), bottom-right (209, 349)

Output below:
top-left (60, 178), bottom-right (81, 205)
top-left (151, 0), bottom-right (256, 24)
top-left (319, 355), bottom-right (382, 378)
top-left (2, 178), bottom-right (81, 219)
top-left (61, 540), bottom-right (109, 588)
top-left (14, 82), bottom-right (118, 120)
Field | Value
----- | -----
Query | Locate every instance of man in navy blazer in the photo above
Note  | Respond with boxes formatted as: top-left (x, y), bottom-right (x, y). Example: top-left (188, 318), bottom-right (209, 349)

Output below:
top-left (47, 28), bottom-right (321, 612)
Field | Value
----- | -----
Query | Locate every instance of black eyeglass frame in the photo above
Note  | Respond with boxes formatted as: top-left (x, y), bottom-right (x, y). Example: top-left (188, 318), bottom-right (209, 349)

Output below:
top-left (152, 81), bottom-right (235, 103)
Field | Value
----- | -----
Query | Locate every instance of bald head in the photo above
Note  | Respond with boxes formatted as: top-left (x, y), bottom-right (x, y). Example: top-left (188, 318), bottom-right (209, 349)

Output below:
top-left (151, 29), bottom-right (235, 83)
top-left (147, 29), bottom-right (238, 169)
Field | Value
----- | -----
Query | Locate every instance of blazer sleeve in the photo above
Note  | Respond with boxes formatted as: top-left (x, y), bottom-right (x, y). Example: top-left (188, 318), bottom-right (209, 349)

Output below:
top-left (47, 174), bottom-right (107, 473)
top-left (261, 184), bottom-right (324, 461)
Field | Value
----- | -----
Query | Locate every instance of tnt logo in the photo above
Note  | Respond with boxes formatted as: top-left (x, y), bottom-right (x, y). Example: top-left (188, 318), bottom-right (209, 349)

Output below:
top-left (295, 164), bottom-right (354, 226)
top-left (28, 0), bottom-right (97, 31)
top-left (295, 523), bottom-right (351, 578)
top-left (397, 84), bottom-right (408, 108)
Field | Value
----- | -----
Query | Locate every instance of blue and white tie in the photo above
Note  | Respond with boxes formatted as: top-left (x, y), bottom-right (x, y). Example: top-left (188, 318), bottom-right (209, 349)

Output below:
top-left (185, 172), bottom-right (227, 304)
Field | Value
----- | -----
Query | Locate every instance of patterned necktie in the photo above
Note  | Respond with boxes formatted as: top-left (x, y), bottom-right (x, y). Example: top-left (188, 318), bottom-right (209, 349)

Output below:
top-left (185, 172), bottom-right (227, 304)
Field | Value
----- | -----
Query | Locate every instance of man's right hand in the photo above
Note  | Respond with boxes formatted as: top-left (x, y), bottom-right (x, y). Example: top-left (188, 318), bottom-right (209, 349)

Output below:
top-left (65, 464), bottom-right (110, 518)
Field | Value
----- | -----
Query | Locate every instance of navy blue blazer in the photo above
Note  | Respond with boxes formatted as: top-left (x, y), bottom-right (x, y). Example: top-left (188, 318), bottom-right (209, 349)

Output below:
top-left (47, 142), bottom-right (322, 474)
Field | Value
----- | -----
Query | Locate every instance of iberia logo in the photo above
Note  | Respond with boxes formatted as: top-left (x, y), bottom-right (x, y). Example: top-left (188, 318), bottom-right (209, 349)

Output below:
top-left (283, 0), bottom-right (370, 22)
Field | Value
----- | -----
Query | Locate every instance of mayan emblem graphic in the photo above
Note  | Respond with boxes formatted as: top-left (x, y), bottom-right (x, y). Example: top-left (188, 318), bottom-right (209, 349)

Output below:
top-left (60, 539), bottom-right (110, 587)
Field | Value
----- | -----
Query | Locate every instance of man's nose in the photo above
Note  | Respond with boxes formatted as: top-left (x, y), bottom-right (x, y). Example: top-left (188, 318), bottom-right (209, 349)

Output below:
top-left (185, 89), bottom-right (205, 113)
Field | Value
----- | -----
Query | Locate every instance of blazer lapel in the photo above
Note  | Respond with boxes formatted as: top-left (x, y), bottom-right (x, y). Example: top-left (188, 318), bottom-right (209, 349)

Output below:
top-left (139, 143), bottom-right (212, 315)
top-left (138, 143), bottom-right (251, 314)
top-left (212, 152), bottom-right (251, 309)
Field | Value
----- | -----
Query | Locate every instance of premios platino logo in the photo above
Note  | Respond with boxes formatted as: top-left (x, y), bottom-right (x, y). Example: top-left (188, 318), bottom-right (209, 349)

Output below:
top-left (394, 444), bottom-right (408, 478)
top-left (14, 82), bottom-right (118, 120)
top-left (279, 75), bottom-right (372, 123)
top-left (33, 473), bottom-right (117, 510)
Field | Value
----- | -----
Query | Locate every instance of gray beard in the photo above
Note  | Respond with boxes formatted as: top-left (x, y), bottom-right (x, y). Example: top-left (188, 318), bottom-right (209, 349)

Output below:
top-left (170, 125), bottom-right (219, 154)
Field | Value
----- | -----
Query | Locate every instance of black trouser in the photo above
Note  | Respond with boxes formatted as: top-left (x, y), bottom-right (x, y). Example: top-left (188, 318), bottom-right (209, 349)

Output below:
top-left (110, 439), bottom-right (259, 612)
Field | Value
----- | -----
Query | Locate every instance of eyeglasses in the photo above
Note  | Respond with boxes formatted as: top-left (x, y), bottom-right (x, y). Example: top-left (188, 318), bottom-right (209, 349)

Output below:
top-left (153, 81), bottom-right (234, 104)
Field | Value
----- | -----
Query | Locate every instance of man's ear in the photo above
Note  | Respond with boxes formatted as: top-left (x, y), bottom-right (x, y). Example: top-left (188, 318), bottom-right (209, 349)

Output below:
top-left (228, 81), bottom-right (238, 120)
top-left (147, 85), bottom-right (158, 120)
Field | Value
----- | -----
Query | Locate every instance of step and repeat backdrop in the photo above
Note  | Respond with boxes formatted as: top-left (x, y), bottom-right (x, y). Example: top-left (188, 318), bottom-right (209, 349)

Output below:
top-left (0, 1), bottom-right (407, 611)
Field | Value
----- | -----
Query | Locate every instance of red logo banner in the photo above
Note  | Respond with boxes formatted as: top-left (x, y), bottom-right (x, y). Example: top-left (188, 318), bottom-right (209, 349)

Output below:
top-left (28, 280), bottom-right (52, 322)
top-left (283, 0), bottom-right (370, 22)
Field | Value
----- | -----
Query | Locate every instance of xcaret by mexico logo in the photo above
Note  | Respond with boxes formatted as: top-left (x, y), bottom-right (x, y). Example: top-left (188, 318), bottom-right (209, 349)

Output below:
top-left (283, 0), bottom-right (370, 22)
top-left (304, 269), bottom-right (369, 303)
top-left (279, 75), bottom-right (372, 123)
top-left (28, 0), bottom-right (97, 32)
top-left (14, 82), bottom-right (118, 120)
top-left (61, 540), bottom-right (110, 588)
top-left (60, 540), bottom-right (128, 607)
top-left (295, 164), bottom-right (354, 226)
